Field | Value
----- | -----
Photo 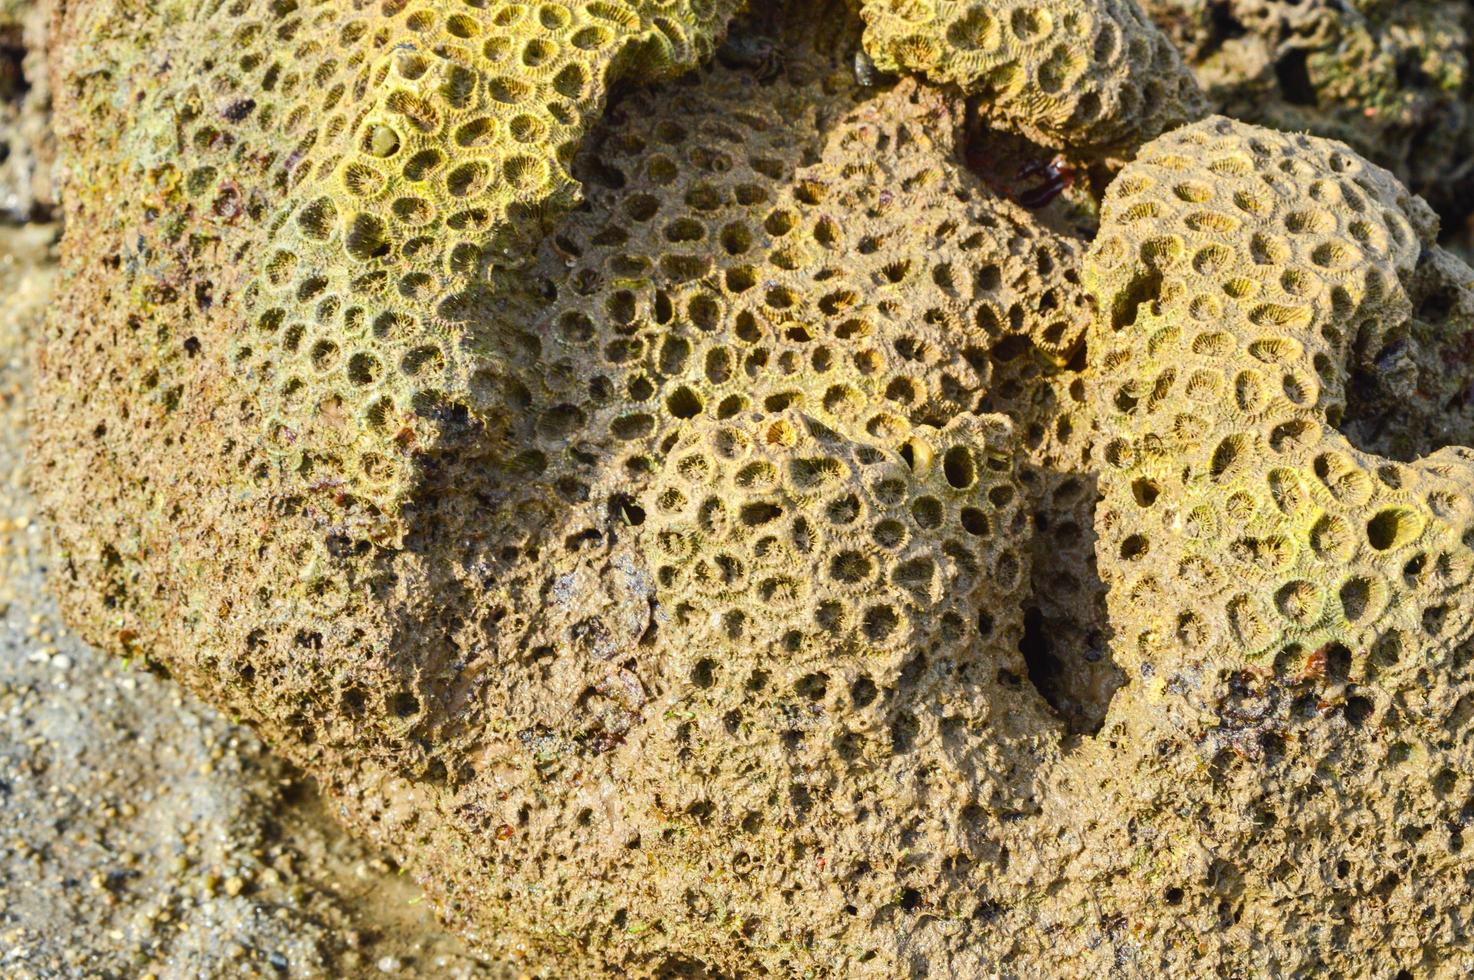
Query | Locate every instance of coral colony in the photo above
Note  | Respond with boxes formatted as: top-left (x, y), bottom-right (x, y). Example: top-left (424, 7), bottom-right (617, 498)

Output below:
top-left (32, 1), bottom-right (1474, 974)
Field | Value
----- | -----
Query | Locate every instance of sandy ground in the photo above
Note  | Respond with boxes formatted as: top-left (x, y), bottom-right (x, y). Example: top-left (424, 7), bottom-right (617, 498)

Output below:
top-left (0, 224), bottom-right (503, 978)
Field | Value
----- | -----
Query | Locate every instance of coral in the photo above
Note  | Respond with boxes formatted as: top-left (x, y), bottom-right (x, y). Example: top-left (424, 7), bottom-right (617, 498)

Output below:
top-left (644, 410), bottom-right (1026, 662)
top-left (32, 0), bottom-right (1474, 976)
top-left (628, 406), bottom-right (1052, 958)
top-left (1088, 116), bottom-right (1474, 681)
top-left (1028, 119), bottom-right (1474, 980)
top-left (521, 60), bottom-right (1117, 727)
top-left (125, 0), bottom-right (749, 520)
top-left (856, 0), bottom-right (1206, 155)
top-left (982, 322), bottom-right (1119, 730)
top-left (33, 3), bottom-right (1095, 971)
top-left (1145, 0), bottom-right (1474, 228)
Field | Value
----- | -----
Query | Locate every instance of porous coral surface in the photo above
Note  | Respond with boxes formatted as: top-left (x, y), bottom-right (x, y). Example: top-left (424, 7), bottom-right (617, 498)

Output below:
top-left (1090, 116), bottom-right (1474, 676)
top-left (30, 0), bottom-right (1474, 976)
top-left (857, 0), bottom-right (1206, 156)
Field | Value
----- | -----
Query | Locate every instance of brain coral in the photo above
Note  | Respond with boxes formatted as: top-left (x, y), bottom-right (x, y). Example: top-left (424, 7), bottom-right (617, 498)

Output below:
top-left (30, 0), bottom-right (1474, 976)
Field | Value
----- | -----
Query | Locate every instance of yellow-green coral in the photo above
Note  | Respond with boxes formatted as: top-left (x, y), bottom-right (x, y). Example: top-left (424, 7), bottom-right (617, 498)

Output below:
top-left (179, 0), bottom-right (746, 517)
top-left (526, 73), bottom-right (1092, 490)
top-left (1089, 116), bottom-right (1474, 678)
top-left (857, 0), bottom-right (1206, 154)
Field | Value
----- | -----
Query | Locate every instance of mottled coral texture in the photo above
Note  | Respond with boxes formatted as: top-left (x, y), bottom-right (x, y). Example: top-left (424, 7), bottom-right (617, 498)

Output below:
top-left (31, 0), bottom-right (1474, 976)
top-left (858, 0), bottom-right (1205, 155)
top-left (1146, 0), bottom-right (1474, 230)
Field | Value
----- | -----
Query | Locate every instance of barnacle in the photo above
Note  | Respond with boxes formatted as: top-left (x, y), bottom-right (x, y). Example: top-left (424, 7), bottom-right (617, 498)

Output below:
top-left (29, 0), bottom-right (1474, 975)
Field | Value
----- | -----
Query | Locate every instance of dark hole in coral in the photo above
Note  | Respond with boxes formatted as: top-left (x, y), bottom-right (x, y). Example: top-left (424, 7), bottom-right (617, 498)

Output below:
top-left (863, 604), bottom-right (899, 641)
top-left (740, 501), bottom-right (782, 526)
top-left (665, 385), bottom-right (703, 419)
top-left (960, 507), bottom-right (990, 536)
top-left (609, 493), bottom-right (644, 526)
top-left (390, 691), bottom-right (421, 717)
top-left (1416, 285), bottom-right (1457, 324)
top-left (977, 610), bottom-right (995, 638)
top-left (342, 688), bottom-right (366, 715)
top-left (795, 673), bottom-right (828, 701)
top-left (974, 899), bottom-right (1005, 923)
top-left (990, 334), bottom-right (1030, 362)
top-left (889, 712), bottom-right (918, 753)
top-left (1110, 268), bottom-right (1162, 331)
top-left (899, 888), bottom-right (922, 911)
top-left (1019, 607), bottom-right (1067, 717)
top-left (943, 446), bottom-right (975, 489)
top-left (1366, 508), bottom-right (1414, 551)
top-left (1325, 643), bottom-right (1352, 682)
